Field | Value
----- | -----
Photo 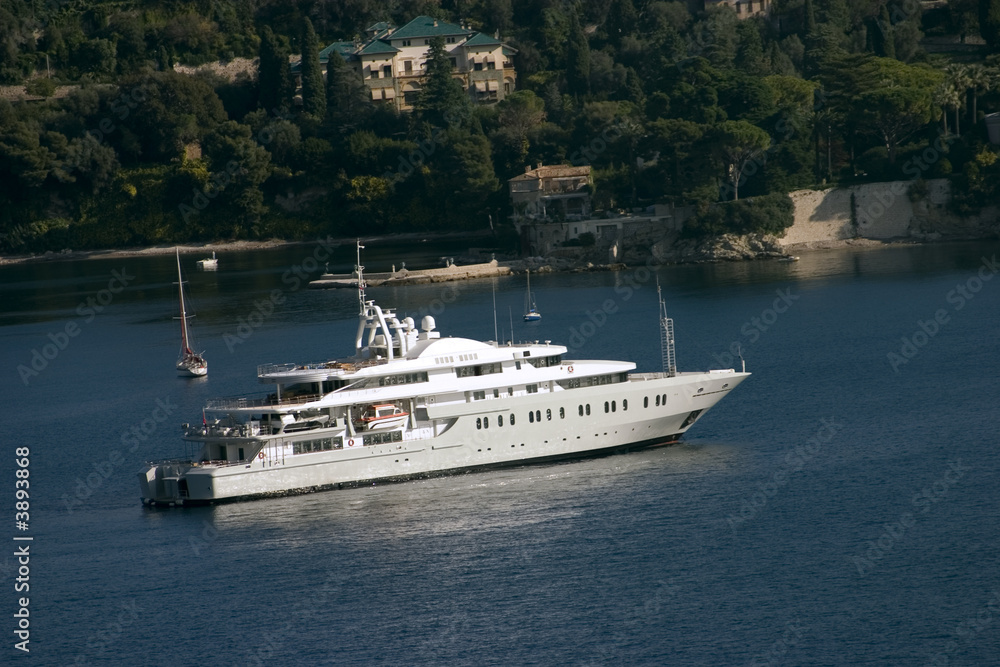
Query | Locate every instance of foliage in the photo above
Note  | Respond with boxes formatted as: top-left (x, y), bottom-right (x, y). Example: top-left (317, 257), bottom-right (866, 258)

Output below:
top-left (0, 0), bottom-right (995, 253)
top-left (683, 193), bottom-right (795, 238)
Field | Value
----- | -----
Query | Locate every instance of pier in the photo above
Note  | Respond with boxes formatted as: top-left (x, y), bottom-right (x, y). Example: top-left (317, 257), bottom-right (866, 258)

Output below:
top-left (308, 260), bottom-right (511, 289)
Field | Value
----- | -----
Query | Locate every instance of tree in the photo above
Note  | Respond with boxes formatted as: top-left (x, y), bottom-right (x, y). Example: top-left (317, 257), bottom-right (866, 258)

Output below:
top-left (415, 36), bottom-right (470, 127)
top-left (859, 61), bottom-right (938, 163)
top-left (715, 120), bottom-right (770, 201)
top-left (565, 11), bottom-right (591, 96)
top-left (258, 27), bottom-right (293, 114)
top-left (300, 18), bottom-right (326, 119)
top-left (965, 63), bottom-right (993, 122)
top-left (943, 64), bottom-right (971, 135)
top-left (325, 50), bottom-right (369, 133)
top-left (982, 0), bottom-right (1000, 51)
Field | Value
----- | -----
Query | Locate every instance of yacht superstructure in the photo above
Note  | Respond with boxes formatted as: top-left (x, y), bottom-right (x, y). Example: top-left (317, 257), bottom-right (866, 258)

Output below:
top-left (139, 245), bottom-right (749, 506)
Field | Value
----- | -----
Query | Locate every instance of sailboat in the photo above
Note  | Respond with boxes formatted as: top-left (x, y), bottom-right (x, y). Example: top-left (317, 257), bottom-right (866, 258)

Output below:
top-left (523, 268), bottom-right (541, 322)
top-left (175, 249), bottom-right (208, 377)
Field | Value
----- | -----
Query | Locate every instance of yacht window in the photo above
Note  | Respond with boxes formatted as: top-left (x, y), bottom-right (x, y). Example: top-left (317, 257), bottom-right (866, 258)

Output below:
top-left (655, 395), bottom-right (661, 406)
top-left (559, 407), bottom-right (565, 419)
top-left (510, 413), bottom-right (515, 425)
top-left (498, 415), bottom-right (504, 427)
top-left (604, 401), bottom-right (609, 413)
top-left (578, 405), bottom-right (583, 416)
top-left (526, 384), bottom-right (538, 393)
top-left (494, 389), bottom-right (500, 398)
top-left (508, 387), bottom-right (514, 396)
top-left (546, 409), bottom-right (551, 421)
top-left (473, 391), bottom-right (486, 400)
top-left (623, 399), bottom-right (628, 411)
top-left (586, 404), bottom-right (591, 416)
top-left (484, 417), bottom-right (489, 429)
top-left (477, 418), bottom-right (482, 429)
top-left (529, 411), bottom-right (534, 423)
top-left (612, 401), bottom-right (616, 412)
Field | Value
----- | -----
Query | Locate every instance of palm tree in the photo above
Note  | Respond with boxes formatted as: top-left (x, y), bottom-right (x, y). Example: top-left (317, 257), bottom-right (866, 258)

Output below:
top-left (943, 64), bottom-right (971, 136)
top-left (932, 82), bottom-right (959, 136)
top-left (965, 64), bottom-right (994, 124)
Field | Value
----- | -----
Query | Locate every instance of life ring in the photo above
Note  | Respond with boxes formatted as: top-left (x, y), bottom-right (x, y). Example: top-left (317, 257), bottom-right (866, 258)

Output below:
top-left (568, 365), bottom-right (574, 373)
top-left (348, 438), bottom-right (355, 447)
top-left (258, 452), bottom-right (265, 460)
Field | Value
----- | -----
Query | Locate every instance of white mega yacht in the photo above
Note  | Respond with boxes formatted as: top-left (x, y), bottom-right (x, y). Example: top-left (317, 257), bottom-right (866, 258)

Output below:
top-left (139, 245), bottom-right (749, 506)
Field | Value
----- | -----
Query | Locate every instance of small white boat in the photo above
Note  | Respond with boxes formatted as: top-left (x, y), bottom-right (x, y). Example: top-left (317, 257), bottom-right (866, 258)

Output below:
top-left (197, 252), bottom-right (218, 270)
top-left (354, 404), bottom-right (409, 431)
top-left (175, 249), bottom-right (207, 377)
top-left (523, 269), bottom-right (541, 322)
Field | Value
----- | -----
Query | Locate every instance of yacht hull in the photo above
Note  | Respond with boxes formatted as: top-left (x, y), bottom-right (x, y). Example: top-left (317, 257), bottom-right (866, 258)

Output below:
top-left (139, 370), bottom-right (746, 506)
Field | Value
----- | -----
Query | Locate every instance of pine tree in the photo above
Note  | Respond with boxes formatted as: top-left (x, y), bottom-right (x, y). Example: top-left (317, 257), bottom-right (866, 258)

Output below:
top-left (300, 18), bottom-right (326, 118)
top-left (415, 36), bottom-right (470, 127)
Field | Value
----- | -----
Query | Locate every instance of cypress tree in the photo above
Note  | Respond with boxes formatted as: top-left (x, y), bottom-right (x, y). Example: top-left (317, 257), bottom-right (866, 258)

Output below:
top-left (259, 27), bottom-right (293, 114)
top-left (566, 12), bottom-right (591, 97)
top-left (300, 18), bottom-right (326, 118)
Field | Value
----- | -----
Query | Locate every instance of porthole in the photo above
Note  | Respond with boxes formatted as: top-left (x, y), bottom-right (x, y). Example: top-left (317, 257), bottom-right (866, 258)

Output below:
top-left (546, 409), bottom-right (552, 421)
top-left (559, 407), bottom-right (565, 419)
top-left (476, 418), bottom-right (482, 429)
top-left (529, 411), bottom-right (534, 423)
top-left (612, 400), bottom-right (616, 412)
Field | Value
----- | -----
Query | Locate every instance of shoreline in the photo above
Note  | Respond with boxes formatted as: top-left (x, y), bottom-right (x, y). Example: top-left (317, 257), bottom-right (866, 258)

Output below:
top-left (0, 233), bottom-right (988, 270)
top-left (0, 230), bottom-right (494, 267)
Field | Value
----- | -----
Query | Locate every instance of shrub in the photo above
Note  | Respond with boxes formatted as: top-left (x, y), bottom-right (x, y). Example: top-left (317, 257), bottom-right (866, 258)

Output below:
top-left (682, 193), bottom-right (795, 238)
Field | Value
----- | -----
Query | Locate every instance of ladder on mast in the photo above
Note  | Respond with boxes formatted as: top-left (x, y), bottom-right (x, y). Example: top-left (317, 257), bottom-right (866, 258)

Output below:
top-left (658, 283), bottom-right (677, 377)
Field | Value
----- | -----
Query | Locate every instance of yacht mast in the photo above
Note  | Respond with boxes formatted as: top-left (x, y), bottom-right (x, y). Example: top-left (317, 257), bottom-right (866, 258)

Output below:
top-left (658, 282), bottom-right (676, 377)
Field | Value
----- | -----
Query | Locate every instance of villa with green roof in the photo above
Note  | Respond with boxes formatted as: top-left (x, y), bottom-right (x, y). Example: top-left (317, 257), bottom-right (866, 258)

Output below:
top-left (298, 16), bottom-right (517, 112)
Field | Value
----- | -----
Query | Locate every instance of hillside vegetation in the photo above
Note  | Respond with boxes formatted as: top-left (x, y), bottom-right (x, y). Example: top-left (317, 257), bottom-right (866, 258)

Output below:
top-left (1, 0), bottom-right (999, 253)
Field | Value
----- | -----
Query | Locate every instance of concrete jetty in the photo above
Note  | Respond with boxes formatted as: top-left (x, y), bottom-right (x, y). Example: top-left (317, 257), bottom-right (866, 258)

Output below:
top-left (308, 260), bottom-right (511, 289)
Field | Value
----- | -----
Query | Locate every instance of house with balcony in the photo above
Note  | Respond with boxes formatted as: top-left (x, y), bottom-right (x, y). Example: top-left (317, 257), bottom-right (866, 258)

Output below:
top-left (509, 163), bottom-right (593, 222)
top-left (297, 16), bottom-right (517, 112)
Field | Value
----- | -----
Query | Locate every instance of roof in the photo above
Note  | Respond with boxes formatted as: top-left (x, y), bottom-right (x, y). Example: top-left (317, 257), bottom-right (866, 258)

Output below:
top-left (463, 33), bottom-right (502, 48)
top-left (509, 164), bottom-right (592, 182)
top-left (358, 40), bottom-right (400, 56)
top-left (390, 15), bottom-right (472, 40)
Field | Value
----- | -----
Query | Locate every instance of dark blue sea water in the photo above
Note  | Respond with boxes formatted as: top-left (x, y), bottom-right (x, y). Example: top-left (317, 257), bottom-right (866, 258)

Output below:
top-left (2, 240), bottom-right (999, 666)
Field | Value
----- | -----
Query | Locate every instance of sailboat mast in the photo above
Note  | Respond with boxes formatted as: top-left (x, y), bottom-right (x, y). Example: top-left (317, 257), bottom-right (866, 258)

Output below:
top-left (176, 250), bottom-right (191, 353)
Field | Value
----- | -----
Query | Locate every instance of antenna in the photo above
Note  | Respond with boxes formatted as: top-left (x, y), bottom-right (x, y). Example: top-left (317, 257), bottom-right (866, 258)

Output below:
top-left (658, 280), bottom-right (677, 377)
top-left (492, 277), bottom-right (498, 343)
top-left (356, 238), bottom-right (366, 316)
top-left (737, 343), bottom-right (745, 373)
top-left (508, 306), bottom-right (513, 344)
